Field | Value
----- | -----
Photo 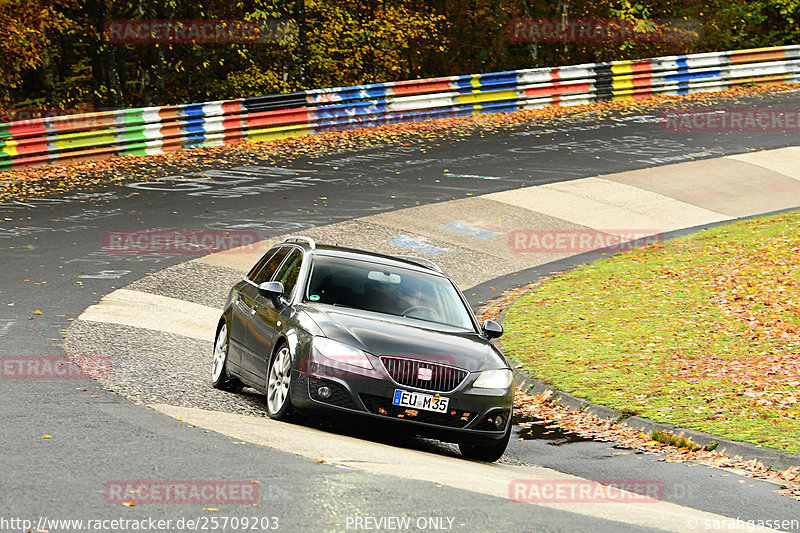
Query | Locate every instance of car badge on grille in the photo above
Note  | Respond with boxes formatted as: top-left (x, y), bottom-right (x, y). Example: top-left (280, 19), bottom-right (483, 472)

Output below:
top-left (417, 367), bottom-right (433, 381)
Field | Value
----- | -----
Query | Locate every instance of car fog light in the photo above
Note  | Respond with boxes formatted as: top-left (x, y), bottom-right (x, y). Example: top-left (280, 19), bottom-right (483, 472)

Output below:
top-left (318, 386), bottom-right (331, 398)
top-left (494, 415), bottom-right (505, 428)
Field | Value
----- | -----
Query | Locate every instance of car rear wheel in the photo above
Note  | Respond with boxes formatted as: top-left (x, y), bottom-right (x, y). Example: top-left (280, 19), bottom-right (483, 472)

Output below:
top-left (211, 322), bottom-right (243, 392)
top-left (266, 344), bottom-right (295, 420)
top-left (458, 423), bottom-right (512, 462)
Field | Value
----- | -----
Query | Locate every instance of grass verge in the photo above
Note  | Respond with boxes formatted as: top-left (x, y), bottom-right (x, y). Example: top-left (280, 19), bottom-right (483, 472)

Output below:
top-left (501, 211), bottom-right (800, 454)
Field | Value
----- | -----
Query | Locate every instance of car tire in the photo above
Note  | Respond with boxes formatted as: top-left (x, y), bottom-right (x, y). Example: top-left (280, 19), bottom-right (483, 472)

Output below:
top-left (211, 321), bottom-right (244, 393)
top-left (458, 423), bottom-right (512, 462)
top-left (266, 343), bottom-right (296, 420)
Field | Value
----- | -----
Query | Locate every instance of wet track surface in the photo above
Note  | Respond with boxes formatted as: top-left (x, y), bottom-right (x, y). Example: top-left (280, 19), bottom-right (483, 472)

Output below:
top-left (2, 90), bottom-right (800, 531)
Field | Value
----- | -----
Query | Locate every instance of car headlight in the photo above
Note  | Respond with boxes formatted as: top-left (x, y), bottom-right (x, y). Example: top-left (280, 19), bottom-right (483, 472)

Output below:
top-left (473, 369), bottom-right (513, 389)
top-left (312, 337), bottom-right (373, 370)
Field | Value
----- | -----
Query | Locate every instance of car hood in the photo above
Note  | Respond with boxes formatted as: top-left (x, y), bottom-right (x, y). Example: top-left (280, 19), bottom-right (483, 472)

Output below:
top-left (301, 305), bottom-right (507, 372)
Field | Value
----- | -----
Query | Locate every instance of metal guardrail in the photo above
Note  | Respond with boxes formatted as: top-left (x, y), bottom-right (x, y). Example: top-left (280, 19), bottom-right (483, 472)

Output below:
top-left (1, 45), bottom-right (799, 171)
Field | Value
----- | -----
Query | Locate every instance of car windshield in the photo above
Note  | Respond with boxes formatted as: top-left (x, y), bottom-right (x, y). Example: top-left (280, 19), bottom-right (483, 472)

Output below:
top-left (305, 255), bottom-right (475, 331)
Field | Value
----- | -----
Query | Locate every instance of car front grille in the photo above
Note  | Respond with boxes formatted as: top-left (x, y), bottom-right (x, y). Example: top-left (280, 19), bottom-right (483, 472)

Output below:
top-left (379, 356), bottom-right (468, 393)
top-left (359, 393), bottom-right (476, 428)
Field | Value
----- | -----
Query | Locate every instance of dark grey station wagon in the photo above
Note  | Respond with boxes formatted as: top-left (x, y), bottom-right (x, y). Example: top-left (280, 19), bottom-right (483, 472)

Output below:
top-left (212, 236), bottom-right (514, 461)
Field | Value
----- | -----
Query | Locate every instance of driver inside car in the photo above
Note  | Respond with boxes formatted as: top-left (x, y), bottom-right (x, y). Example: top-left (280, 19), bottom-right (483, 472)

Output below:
top-left (397, 279), bottom-right (440, 321)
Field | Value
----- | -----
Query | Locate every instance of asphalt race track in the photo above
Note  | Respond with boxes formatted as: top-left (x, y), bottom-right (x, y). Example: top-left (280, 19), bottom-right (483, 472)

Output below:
top-left (2, 90), bottom-right (800, 532)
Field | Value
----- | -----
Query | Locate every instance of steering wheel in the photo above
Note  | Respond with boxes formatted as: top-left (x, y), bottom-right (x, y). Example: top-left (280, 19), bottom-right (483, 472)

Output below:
top-left (401, 305), bottom-right (438, 318)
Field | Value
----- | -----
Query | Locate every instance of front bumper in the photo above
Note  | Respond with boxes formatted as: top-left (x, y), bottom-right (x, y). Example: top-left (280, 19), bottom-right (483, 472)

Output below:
top-left (290, 365), bottom-right (513, 445)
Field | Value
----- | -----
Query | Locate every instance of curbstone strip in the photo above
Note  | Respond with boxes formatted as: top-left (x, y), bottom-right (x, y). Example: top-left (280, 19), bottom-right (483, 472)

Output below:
top-left (511, 364), bottom-right (800, 470)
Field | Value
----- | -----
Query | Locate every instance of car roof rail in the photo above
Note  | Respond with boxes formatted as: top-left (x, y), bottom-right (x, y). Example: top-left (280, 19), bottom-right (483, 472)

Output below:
top-left (394, 255), bottom-right (443, 273)
top-left (283, 235), bottom-right (316, 249)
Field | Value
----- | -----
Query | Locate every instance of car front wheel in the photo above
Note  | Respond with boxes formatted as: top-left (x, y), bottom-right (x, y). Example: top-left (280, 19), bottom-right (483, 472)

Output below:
top-left (266, 344), bottom-right (295, 420)
top-left (459, 423), bottom-right (512, 462)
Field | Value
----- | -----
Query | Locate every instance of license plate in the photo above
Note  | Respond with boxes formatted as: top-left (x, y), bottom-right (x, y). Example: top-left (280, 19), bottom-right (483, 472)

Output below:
top-left (392, 389), bottom-right (449, 413)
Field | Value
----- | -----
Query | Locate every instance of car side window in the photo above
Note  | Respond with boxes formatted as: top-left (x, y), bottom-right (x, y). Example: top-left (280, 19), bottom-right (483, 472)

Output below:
top-left (246, 249), bottom-right (277, 282)
top-left (273, 249), bottom-right (303, 299)
top-left (253, 247), bottom-right (291, 285)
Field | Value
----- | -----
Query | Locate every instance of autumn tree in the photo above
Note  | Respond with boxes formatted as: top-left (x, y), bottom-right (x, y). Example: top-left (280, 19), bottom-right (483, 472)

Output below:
top-left (0, 0), bottom-right (73, 108)
top-left (2, 0), bottom-right (799, 113)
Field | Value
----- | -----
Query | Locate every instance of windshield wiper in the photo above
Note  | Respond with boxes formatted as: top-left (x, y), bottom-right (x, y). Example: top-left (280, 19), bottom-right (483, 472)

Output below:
top-left (331, 302), bottom-right (360, 310)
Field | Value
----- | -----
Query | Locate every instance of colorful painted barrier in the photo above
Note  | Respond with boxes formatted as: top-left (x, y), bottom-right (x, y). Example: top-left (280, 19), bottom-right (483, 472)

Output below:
top-left (1, 45), bottom-right (799, 171)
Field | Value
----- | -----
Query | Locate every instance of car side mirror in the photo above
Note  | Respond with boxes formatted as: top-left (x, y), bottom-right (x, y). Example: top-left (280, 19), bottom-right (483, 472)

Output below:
top-left (482, 319), bottom-right (503, 340)
top-left (258, 281), bottom-right (284, 301)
